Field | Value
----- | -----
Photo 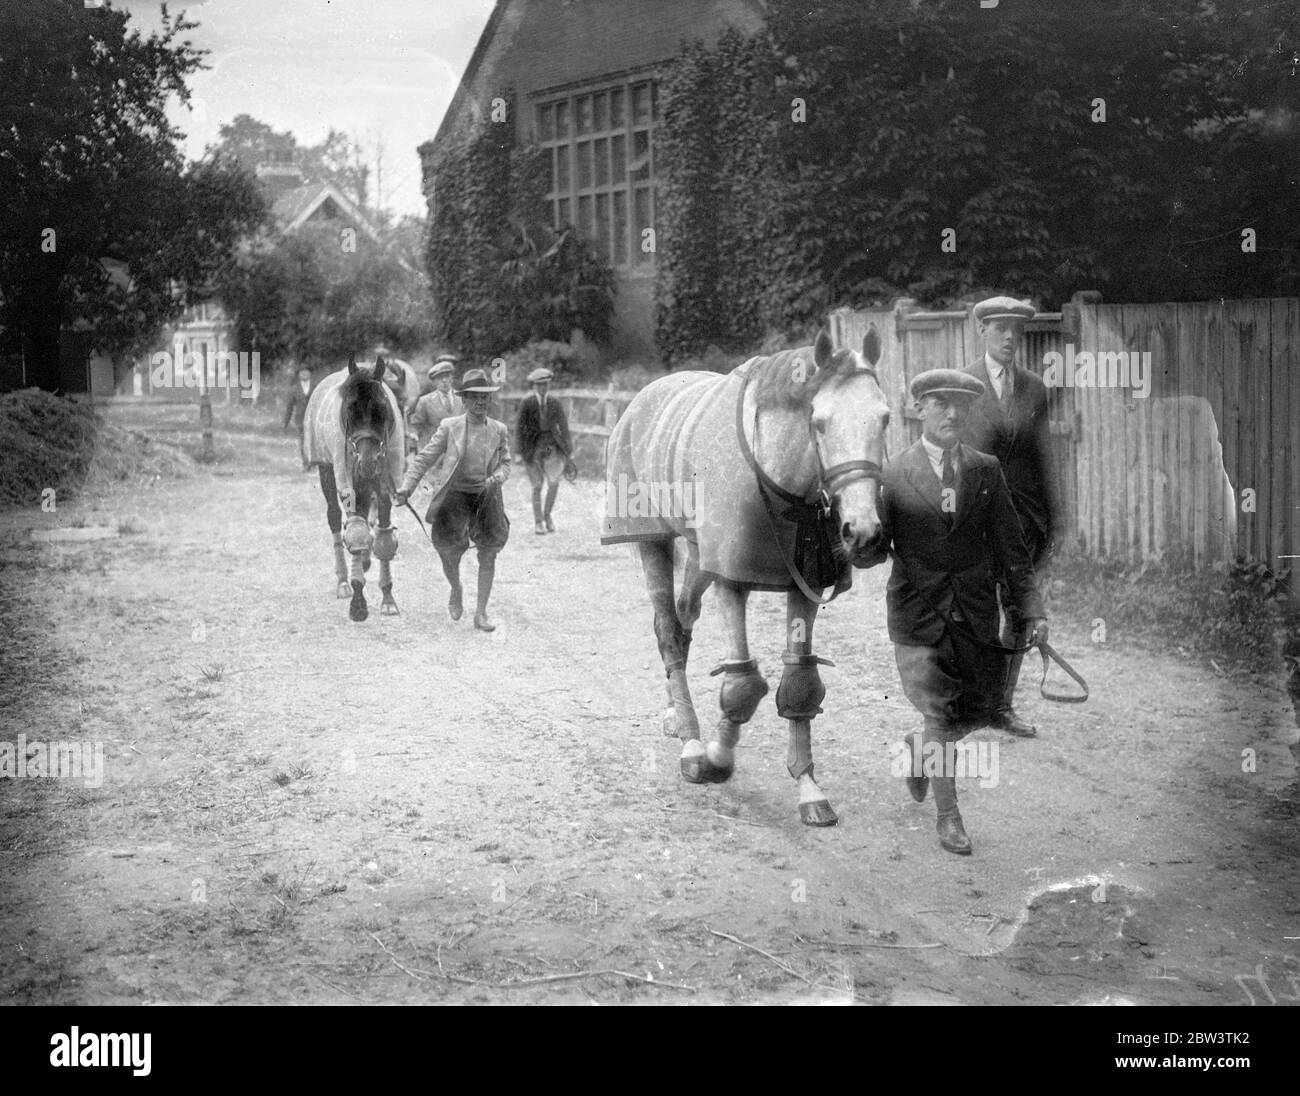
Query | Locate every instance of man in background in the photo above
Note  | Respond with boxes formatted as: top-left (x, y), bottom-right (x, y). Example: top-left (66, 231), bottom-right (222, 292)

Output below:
top-left (515, 367), bottom-right (576, 535)
top-left (282, 366), bottom-right (315, 469)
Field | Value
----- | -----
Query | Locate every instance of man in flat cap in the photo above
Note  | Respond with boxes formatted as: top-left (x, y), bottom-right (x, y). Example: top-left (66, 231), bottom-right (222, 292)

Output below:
top-left (872, 369), bottom-right (1046, 854)
top-left (283, 366), bottom-right (316, 469)
top-left (515, 367), bottom-right (576, 535)
top-left (394, 368), bottom-right (511, 632)
top-left (408, 355), bottom-right (463, 454)
top-left (962, 296), bottom-right (1060, 738)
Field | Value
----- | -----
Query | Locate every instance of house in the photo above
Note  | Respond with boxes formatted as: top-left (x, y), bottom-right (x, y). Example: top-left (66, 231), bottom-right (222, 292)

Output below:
top-left (422, 0), bottom-right (766, 362)
top-left (142, 164), bottom-right (381, 400)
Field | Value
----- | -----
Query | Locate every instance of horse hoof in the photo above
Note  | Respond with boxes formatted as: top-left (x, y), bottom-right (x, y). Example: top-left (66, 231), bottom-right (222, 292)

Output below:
top-left (703, 760), bottom-right (733, 784)
top-left (349, 582), bottom-right (368, 622)
top-left (336, 581), bottom-right (351, 599)
top-left (799, 800), bottom-right (838, 827)
top-left (680, 756), bottom-right (732, 784)
top-left (381, 600), bottom-right (399, 616)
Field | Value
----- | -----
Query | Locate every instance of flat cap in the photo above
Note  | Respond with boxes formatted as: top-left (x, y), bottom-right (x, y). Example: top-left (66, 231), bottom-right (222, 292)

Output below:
top-left (911, 369), bottom-right (985, 402)
top-left (526, 367), bottom-right (554, 383)
top-left (428, 360), bottom-right (455, 378)
top-left (973, 296), bottom-right (1035, 323)
top-left (435, 352), bottom-right (460, 364)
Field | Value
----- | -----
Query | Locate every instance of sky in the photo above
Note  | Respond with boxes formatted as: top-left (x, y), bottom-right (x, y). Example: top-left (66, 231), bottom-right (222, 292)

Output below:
top-left (120, 0), bottom-right (496, 218)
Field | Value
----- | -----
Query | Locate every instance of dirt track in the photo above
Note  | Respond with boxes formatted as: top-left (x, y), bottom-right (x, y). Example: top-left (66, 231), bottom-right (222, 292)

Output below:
top-left (1, 401), bottom-right (1298, 1005)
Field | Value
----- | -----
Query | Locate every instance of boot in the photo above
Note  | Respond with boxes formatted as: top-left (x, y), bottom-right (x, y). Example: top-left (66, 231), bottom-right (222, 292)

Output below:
top-left (931, 772), bottom-right (972, 855)
top-left (474, 554), bottom-right (496, 631)
top-left (903, 732), bottom-right (927, 802)
top-left (543, 482), bottom-right (559, 533)
top-left (990, 650), bottom-right (1036, 737)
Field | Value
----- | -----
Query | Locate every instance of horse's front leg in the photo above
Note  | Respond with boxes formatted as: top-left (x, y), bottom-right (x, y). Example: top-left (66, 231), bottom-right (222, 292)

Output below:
top-left (779, 590), bottom-right (837, 826)
top-left (704, 580), bottom-right (768, 783)
top-left (373, 492), bottom-right (399, 615)
top-left (345, 484), bottom-right (376, 622)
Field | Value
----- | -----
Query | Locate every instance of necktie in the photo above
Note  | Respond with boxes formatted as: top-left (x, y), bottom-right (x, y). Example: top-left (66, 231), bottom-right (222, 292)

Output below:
top-left (941, 448), bottom-right (955, 528)
top-left (999, 370), bottom-right (1012, 407)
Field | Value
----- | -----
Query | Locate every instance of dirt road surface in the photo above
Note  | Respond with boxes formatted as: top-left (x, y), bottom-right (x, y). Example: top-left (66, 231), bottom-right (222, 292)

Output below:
top-left (2, 402), bottom-right (1298, 1005)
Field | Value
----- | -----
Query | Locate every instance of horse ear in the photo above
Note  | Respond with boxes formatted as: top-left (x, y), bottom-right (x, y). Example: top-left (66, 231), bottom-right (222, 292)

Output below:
top-left (373, 357), bottom-right (387, 383)
top-left (863, 324), bottom-right (882, 368)
top-left (347, 354), bottom-right (357, 376)
top-left (813, 329), bottom-right (835, 370)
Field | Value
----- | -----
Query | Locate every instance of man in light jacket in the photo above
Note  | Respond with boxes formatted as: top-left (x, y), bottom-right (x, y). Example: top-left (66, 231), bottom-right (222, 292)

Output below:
top-left (395, 368), bottom-right (512, 632)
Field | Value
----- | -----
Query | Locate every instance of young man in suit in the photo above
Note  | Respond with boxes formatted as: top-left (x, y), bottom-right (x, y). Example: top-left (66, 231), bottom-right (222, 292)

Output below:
top-left (408, 356), bottom-right (463, 453)
top-left (961, 296), bottom-right (1060, 738)
top-left (873, 370), bottom-right (1047, 854)
top-left (394, 368), bottom-right (512, 632)
top-left (515, 367), bottom-right (576, 534)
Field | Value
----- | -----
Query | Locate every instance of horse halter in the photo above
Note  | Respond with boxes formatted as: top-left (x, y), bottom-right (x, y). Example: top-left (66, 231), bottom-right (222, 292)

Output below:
top-left (347, 429), bottom-right (387, 469)
top-left (808, 367), bottom-right (886, 518)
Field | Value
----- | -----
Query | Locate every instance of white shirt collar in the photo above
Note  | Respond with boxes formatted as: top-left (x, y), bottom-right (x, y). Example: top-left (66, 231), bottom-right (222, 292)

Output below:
top-left (920, 434), bottom-right (959, 480)
top-left (984, 353), bottom-right (1006, 379)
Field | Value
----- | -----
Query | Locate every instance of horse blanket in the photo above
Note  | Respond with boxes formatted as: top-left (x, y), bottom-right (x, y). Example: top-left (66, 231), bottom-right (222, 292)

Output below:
top-left (304, 368), bottom-right (405, 508)
top-left (601, 360), bottom-right (845, 593)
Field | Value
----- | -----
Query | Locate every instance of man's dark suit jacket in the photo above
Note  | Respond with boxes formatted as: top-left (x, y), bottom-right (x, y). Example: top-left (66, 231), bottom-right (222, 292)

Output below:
top-left (878, 441), bottom-right (1044, 648)
top-left (283, 380), bottom-right (313, 430)
top-left (960, 358), bottom-right (1058, 561)
top-left (515, 394), bottom-right (572, 464)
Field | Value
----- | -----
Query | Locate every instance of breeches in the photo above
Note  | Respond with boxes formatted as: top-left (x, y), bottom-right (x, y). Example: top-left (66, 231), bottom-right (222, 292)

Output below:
top-left (431, 489), bottom-right (510, 556)
top-left (894, 627), bottom-right (1005, 735)
top-left (526, 450), bottom-right (565, 489)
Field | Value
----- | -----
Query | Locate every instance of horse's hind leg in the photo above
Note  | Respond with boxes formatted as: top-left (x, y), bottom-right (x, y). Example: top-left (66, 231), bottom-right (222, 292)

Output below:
top-left (707, 581), bottom-right (768, 783)
top-left (374, 492), bottom-right (398, 615)
top-left (779, 591), bottom-right (837, 826)
top-left (637, 541), bottom-right (702, 778)
top-left (666, 541), bottom-right (711, 738)
top-left (319, 466), bottom-right (350, 598)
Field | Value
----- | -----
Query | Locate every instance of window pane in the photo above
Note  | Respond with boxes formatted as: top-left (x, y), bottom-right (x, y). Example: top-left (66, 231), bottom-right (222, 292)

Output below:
top-left (577, 95), bottom-right (593, 135)
top-left (594, 139), bottom-right (609, 187)
top-left (632, 83), bottom-right (651, 125)
top-left (538, 104), bottom-right (554, 141)
top-left (556, 145), bottom-right (570, 191)
top-left (593, 92), bottom-right (608, 132)
top-left (613, 189), bottom-right (628, 266)
top-left (610, 88), bottom-right (625, 127)
top-left (611, 134), bottom-right (625, 182)
top-left (631, 130), bottom-right (650, 181)
top-left (651, 82), bottom-right (659, 121)
top-left (545, 148), bottom-right (555, 194)
top-left (555, 100), bottom-right (570, 138)
top-left (596, 192), bottom-right (610, 259)
top-left (577, 141), bottom-right (592, 189)
top-left (557, 197), bottom-right (571, 227)
top-left (578, 194), bottom-right (593, 240)
top-left (634, 186), bottom-right (652, 263)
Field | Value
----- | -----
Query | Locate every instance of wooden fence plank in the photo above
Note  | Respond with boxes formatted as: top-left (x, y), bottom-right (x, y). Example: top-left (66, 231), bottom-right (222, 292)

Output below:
top-left (1249, 300), bottom-right (1273, 563)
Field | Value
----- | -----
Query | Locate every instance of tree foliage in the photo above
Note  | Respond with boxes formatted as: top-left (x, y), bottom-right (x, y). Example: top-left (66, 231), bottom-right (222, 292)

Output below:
top-left (209, 115), bottom-right (372, 208)
top-left (654, 0), bottom-right (1300, 361)
top-left (0, 0), bottom-right (267, 390)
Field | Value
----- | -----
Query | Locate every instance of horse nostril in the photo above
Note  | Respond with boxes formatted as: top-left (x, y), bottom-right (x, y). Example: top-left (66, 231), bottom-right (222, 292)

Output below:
top-left (842, 522), bottom-right (853, 541)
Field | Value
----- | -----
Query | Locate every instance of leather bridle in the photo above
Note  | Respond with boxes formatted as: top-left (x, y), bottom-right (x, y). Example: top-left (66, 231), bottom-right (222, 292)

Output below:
top-left (735, 362), bottom-right (886, 605)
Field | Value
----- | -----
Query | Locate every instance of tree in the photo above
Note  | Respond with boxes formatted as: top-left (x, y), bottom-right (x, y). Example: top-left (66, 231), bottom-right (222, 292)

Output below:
top-left (0, 0), bottom-right (267, 391)
top-left (210, 115), bottom-right (371, 208)
top-left (654, 0), bottom-right (1300, 358)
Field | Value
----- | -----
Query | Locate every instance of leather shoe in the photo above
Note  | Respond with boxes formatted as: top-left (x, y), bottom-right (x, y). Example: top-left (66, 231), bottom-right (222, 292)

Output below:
top-left (991, 706), bottom-right (1037, 737)
top-left (903, 733), bottom-right (927, 802)
top-left (535, 522), bottom-right (547, 535)
top-left (937, 812), bottom-right (972, 855)
top-left (474, 613), bottom-right (496, 632)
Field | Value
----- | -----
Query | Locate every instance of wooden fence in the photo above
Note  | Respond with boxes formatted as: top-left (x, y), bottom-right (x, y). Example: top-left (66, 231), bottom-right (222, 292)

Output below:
top-left (830, 295), bottom-right (1299, 570)
top-left (495, 387), bottom-right (636, 445)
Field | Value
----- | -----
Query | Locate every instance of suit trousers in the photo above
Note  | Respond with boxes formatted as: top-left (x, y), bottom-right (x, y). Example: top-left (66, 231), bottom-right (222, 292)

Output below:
top-left (894, 625), bottom-right (1006, 737)
top-left (525, 447), bottom-right (566, 489)
top-left (430, 488), bottom-right (510, 558)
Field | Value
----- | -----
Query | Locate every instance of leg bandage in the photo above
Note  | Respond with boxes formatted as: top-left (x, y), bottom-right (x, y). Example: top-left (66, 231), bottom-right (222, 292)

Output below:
top-left (775, 653), bottom-right (833, 720)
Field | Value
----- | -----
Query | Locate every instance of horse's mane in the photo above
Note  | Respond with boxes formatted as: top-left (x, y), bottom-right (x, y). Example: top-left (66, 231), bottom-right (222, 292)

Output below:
top-left (338, 366), bottom-right (394, 438)
top-left (747, 344), bottom-right (856, 411)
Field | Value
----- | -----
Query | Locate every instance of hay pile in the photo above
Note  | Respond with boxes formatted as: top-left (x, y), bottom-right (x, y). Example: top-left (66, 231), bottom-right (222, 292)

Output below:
top-left (0, 389), bottom-right (190, 509)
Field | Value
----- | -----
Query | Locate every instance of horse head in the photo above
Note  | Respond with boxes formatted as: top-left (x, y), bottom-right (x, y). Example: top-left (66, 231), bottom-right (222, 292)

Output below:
top-left (802, 328), bottom-right (889, 558)
top-left (341, 354), bottom-right (395, 489)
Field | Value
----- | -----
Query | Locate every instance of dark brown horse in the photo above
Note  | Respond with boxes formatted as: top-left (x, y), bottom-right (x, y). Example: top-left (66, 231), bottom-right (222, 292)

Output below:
top-left (303, 356), bottom-right (406, 620)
